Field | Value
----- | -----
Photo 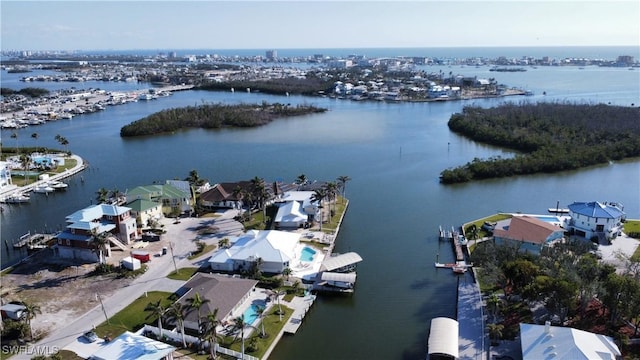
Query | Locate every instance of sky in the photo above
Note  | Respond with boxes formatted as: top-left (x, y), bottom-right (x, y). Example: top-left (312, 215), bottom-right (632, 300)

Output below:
top-left (1, 1), bottom-right (639, 51)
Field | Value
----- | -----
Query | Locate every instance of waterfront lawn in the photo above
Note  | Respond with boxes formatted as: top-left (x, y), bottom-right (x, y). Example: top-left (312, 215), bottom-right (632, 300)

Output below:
top-left (320, 196), bottom-right (347, 233)
top-left (624, 219), bottom-right (640, 237)
top-left (464, 213), bottom-right (512, 240)
top-left (223, 306), bottom-right (294, 359)
top-left (167, 267), bottom-right (200, 281)
top-left (94, 291), bottom-right (174, 339)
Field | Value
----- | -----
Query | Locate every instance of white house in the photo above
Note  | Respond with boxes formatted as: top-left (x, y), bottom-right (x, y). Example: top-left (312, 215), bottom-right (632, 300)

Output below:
top-left (90, 331), bottom-right (175, 360)
top-left (0, 161), bottom-right (12, 189)
top-left (520, 322), bottom-right (621, 360)
top-left (209, 230), bottom-right (301, 274)
top-left (566, 201), bottom-right (625, 241)
top-left (274, 191), bottom-right (318, 229)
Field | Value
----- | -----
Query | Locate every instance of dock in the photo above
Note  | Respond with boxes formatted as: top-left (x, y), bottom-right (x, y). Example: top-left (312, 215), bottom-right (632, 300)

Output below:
top-left (436, 226), bottom-right (472, 273)
top-left (12, 232), bottom-right (56, 249)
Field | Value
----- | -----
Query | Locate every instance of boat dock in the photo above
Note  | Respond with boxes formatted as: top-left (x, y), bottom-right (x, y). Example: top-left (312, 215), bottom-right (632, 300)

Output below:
top-left (11, 232), bottom-right (56, 249)
top-left (436, 225), bottom-right (471, 273)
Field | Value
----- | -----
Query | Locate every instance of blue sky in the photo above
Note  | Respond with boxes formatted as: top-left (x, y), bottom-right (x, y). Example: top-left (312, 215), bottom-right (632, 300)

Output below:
top-left (1, 1), bottom-right (638, 51)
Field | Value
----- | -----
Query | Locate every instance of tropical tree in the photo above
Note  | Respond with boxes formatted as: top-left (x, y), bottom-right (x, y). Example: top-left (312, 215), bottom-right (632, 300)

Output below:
top-left (96, 187), bottom-right (109, 204)
top-left (90, 228), bottom-right (110, 264)
top-left (250, 176), bottom-right (268, 222)
top-left (486, 292), bottom-right (502, 323)
top-left (185, 169), bottom-right (205, 187)
top-left (311, 188), bottom-right (327, 231)
top-left (22, 301), bottom-right (42, 340)
top-left (200, 309), bottom-right (221, 359)
top-left (336, 175), bottom-right (351, 202)
top-left (231, 314), bottom-right (256, 358)
top-left (165, 302), bottom-right (189, 348)
top-left (144, 300), bottom-right (166, 340)
top-left (255, 305), bottom-right (266, 338)
top-left (323, 181), bottom-right (338, 216)
top-left (186, 292), bottom-right (210, 344)
top-left (487, 322), bottom-right (504, 345)
top-left (295, 174), bottom-right (307, 187)
top-left (270, 289), bottom-right (286, 321)
top-left (282, 267), bottom-right (292, 281)
top-left (55, 134), bottom-right (70, 154)
top-left (218, 237), bottom-right (230, 249)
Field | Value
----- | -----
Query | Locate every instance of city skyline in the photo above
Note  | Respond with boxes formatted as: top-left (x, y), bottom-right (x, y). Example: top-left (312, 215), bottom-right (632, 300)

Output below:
top-left (1, 1), bottom-right (639, 51)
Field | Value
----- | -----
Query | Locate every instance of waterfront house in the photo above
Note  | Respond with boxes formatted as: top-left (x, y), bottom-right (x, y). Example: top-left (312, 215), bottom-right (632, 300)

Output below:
top-left (90, 331), bottom-right (176, 360)
top-left (273, 191), bottom-right (318, 229)
top-left (566, 201), bottom-right (625, 242)
top-left (198, 181), bottom-right (252, 210)
top-left (492, 216), bottom-right (565, 255)
top-left (519, 322), bottom-right (621, 360)
top-left (126, 198), bottom-right (163, 229)
top-left (56, 204), bottom-right (137, 262)
top-left (208, 230), bottom-right (300, 274)
top-left (175, 273), bottom-right (258, 332)
top-left (0, 161), bottom-right (12, 189)
top-left (126, 181), bottom-right (193, 216)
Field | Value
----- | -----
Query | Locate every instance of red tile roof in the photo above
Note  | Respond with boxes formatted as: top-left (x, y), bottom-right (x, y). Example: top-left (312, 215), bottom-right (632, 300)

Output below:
top-left (493, 216), bottom-right (563, 244)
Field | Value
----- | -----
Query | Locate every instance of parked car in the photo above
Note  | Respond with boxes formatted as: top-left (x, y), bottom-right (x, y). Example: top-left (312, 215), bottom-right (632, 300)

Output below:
top-left (83, 331), bottom-right (99, 342)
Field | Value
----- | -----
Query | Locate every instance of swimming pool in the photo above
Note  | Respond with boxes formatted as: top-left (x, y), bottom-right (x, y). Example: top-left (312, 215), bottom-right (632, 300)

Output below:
top-left (534, 215), bottom-right (560, 223)
top-left (242, 304), bottom-right (261, 325)
top-left (300, 246), bottom-right (316, 262)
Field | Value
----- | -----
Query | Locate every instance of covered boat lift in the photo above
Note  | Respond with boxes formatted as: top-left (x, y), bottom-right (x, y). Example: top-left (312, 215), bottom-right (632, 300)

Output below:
top-left (428, 317), bottom-right (459, 359)
top-left (319, 252), bottom-right (363, 273)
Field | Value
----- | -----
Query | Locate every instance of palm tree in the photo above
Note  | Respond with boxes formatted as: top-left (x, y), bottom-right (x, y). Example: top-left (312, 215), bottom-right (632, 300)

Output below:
top-left (218, 237), bottom-right (230, 249)
top-left (55, 134), bottom-right (69, 154)
top-left (22, 301), bottom-right (42, 340)
top-left (487, 322), bottom-right (504, 345)
top-left (250, 176), bottom-right (268, 223)
top-left (90, 229), bottom-right (110, 264)
top-left (311, 188), bottom-right (327, 231)
top-left (270, 289), bottom-right (286, 321)
top-left (337, 175), bottom-right (351, 202)
top-left (185, 169), bottom-right (205, 187)
top-left (295, 174), bottom-right (307, 187)
top-left (231, 314), bottom-right (256, 359)
top-left (165, 302), bottom-right (189, 348)
top-left (96, 187), bottom-right (109, 204)
top-left (144, 300), bottom-right (166, 340)
top-left (255, 305), bottom-right (267, 338)
top-left (186, 292), bottom-right (210, 344)
top-left (282, 267), bottom-right (292, 281)
top-left (323, 182), bottom-right (338, 216)
top-left (19, 153), bottom-right (31, 183)
top-left (201, 309), bottom-right (221, 360)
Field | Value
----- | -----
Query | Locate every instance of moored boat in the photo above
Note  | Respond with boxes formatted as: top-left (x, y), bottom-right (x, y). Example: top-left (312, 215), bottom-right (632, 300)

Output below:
top-left (2, 193), bottom-right (30, 203)
top-left (49, 180), bottom-right (69, 190)
top-left (33, 184), bottom-right (55, 193)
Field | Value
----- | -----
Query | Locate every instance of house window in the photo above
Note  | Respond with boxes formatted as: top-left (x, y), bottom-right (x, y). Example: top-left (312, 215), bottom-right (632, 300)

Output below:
top-left (65, 239), bottom-right (70, 246)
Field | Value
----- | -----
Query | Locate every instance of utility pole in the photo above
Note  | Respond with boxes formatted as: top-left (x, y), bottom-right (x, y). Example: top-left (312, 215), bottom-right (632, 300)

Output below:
top-left (169, 242), bottom-right (178, 274)
top-left (96, 292), bottom-right (109, 324)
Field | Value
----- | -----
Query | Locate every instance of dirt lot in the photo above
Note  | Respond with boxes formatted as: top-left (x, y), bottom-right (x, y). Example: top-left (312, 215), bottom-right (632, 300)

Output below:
top-left (1, 248), bottom-right (141, 337)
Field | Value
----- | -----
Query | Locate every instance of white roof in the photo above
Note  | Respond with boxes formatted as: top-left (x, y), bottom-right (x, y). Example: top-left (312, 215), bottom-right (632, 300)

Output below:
top-left (320, 272), bottom-right (356, 283)
top-left (281, 191), bottom-right (315, 202)
top-left (209, 230), bottom-right (300, 264)
top-left (320, 252), bottom-right (363, 271)
top-left (520, 323), bottom-right (621, 360)
top-left (90, 331), bottom-right (175, 360)
top-left (428, 317), bottom-right (459, 358)
top-left (274, 201), bottom-right (307, 223)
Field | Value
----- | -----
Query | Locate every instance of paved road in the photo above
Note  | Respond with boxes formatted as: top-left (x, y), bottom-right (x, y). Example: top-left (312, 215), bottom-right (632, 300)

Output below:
top-left (10, 212), bottom-right (243, 359)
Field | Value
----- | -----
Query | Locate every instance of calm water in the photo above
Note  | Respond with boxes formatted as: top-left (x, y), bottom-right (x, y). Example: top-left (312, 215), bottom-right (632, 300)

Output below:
top-left (1, 61), bottom-right (639, 359)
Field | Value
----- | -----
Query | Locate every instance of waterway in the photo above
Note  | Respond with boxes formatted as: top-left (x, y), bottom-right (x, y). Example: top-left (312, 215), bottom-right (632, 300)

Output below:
top-left (1, 64), bottom-right (639, 359)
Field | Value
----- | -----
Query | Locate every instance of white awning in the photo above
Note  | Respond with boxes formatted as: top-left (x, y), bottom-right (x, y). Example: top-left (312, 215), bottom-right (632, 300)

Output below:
top-left (320, 252), bottom-right (363, 271)
top-left (428, 317), bottom-right (459, 358)
top-left (320, 272), bottom-right (357, 283)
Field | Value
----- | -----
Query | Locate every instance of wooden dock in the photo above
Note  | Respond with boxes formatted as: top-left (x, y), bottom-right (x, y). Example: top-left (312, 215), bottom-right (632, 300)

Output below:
top-left (12, 232), bottom-right (56, 249)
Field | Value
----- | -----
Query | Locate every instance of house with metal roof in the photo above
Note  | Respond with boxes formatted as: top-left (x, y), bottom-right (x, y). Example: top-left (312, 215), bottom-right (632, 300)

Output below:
top-left (492, 216), bottom-right (565, 255)
top-left (56, 204), bottom-right (137, 262)
top-left (126, 198), bottom-right (163, 228)
top-left (176, 273), bottom-right (258, 332)
top-left (427, 317), bottom-right (459, 360)
top-left (208, 230), bottom-right (301, 274)
top-left (273, 191), bottom-right (318, 229)
top-left (567, 201), bottom-right (625, 242)
top-left (127, 182), bottom-right (193, 216)
top-left (520, 322), bottom-right (621, 360)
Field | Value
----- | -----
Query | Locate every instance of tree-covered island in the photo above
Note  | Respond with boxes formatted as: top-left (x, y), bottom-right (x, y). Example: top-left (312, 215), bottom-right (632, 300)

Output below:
top-left (440, 102), bottom-right (640, 184)
top-left (120, 102), bottom-right (327, 137)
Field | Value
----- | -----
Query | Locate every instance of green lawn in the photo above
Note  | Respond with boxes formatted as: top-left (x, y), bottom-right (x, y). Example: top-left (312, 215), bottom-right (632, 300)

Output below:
top-left (167, 267), bottom-right (200, 281)
top-left (463, 213), bottom-right (512, 240)
top-left (319, 196), bottom-right (348, 233)
top-left (94, 291), bottom-right (174, 339)
top-left (188, 244), bottom-right (217, 260)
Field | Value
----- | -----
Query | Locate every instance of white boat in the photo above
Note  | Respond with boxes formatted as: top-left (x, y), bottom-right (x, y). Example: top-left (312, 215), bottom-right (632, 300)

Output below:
top-left (2, 193), bottom-right (30, 203)
top-left (33, 184), bottom-right (55, 193)
top-left (49, 181), bottom-right (68, 190)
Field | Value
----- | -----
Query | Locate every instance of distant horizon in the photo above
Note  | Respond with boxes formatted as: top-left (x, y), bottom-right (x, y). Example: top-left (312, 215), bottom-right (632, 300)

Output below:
top-left (2, 1), bottom-right (638, 51)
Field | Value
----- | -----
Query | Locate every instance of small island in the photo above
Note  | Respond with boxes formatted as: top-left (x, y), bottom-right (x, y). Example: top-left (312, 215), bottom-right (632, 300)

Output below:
top-left (439, 102), bottom-right (640, 184)
top-left (120, 102), bottom-right (327, 137)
